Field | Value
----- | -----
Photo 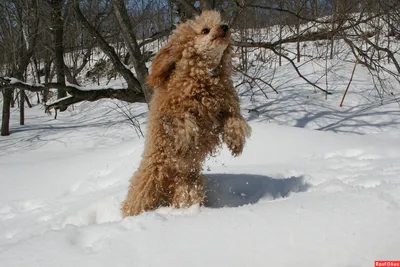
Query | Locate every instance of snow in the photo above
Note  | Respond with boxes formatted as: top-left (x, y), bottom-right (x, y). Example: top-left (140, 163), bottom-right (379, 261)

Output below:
top-left (1, 32), bottom-right (400, 267)
top-left (1, 87), bottom-right (400, 266)
top-left (65, 80), bottom-right (129, 91)
top-left (1, 114), bottom-right (400, 266)
top-left (3, 77), bottom-right (44, 87)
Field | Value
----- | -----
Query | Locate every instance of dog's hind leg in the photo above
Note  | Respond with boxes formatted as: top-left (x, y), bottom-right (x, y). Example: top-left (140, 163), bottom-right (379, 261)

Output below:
top-left (121, 166), bottom-right (169, 217)
top-left (170, 172), bottom-right (206, 208)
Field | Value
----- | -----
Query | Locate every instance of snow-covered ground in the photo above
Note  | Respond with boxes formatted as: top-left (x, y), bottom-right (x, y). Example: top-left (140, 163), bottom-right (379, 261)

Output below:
top-left (1, 52), bottom-right (400, 266)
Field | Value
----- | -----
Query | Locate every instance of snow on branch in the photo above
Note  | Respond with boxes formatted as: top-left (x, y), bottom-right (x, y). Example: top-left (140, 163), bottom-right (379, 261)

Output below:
top-left (0, 77), bottom-right (146, 112)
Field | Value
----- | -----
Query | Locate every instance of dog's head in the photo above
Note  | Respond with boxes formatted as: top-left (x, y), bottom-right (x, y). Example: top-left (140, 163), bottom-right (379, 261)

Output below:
top-left (147, 10), bottom-right (232, 89)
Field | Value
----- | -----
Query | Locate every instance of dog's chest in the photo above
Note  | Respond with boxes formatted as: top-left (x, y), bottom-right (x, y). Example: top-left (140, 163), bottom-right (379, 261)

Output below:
top-left (192, 85), bottom-right (230, 114)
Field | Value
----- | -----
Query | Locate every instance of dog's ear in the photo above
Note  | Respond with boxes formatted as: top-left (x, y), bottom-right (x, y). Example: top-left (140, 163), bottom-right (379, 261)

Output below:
top-left (147, 41), bottom-right (180, 89)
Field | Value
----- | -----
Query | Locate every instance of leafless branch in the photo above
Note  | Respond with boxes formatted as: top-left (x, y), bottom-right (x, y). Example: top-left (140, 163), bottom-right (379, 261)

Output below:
top-left (270, 48), bottom-right (332, 95)
top-left (139, 27), bottom-right (173, 48)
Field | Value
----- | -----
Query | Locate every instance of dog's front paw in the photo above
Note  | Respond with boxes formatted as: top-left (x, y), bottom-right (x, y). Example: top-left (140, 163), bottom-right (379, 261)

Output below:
top-left (222, 116), bottom-right (251, 157)
top-left (161, 114), bottom-right (199, 154)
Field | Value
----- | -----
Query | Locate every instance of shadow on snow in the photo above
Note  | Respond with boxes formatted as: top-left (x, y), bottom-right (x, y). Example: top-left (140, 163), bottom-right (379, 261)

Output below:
top-left (205, 173), bottom-right (310, 208)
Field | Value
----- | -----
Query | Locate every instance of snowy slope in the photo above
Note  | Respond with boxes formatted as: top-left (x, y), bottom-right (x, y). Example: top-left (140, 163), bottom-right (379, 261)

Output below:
top-left (1, 96), bottom-right (400, 267)
top-left (1, 39), bottom-right (400, 266)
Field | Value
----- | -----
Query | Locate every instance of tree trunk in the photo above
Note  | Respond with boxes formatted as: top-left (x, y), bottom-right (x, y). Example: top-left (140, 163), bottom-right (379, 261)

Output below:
top-left (279, 1), bottom-right (284, 66)
top-left (15, 71), bottom-right (26, 125)
top-left (279, 25), bottom-right (282, 66)
top-left (295, 0), bottom-right (301, 63)
top-left (1, 90), bottom-right (12, 136)
top-left (112, 0), bottom-right (152, 102)
top-left (20, 90), bottom-right (25, 125)
top-left (64, 63), bottom-right (79, 85)
top-left (33, 56), bottom-right (41, 84)
top-left (73, 0), bottom-right (144, 99)
top-left (49, 0), bottom-right (67, 100)
top-left (330, 1), bottom-right (336, 60)
top-left (1, 0), bottom-right (38, 134)
top-left (10, 90), bottom-right (15, 108)
top-left (25, 94), bottom-right (33, 107)
top-left (296, 23), bottom-right (301, 62)
top-left (312, 0), bottom-right (318, 19)
top-left (43, 59), bottom-right (52, 103)
top-left (17, 5), bottom-right (25, 125)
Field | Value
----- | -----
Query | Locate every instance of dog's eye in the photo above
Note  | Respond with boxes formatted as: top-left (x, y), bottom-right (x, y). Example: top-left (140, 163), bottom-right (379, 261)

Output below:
top-left (201, 28), bottom-right (210, 34)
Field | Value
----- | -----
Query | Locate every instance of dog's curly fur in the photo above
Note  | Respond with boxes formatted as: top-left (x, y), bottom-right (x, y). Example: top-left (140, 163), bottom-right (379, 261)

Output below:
top-left (121, 10), bottom-right (251, 217)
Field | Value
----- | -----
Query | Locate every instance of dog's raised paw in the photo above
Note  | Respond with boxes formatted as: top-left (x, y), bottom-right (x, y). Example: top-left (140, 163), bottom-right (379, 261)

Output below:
top-left (222, 116), bottom-right (251, 156)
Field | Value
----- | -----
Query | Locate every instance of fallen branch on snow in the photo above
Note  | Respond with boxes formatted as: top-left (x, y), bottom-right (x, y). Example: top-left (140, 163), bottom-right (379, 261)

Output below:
top-left (0, 77), bottom-right (146, 112)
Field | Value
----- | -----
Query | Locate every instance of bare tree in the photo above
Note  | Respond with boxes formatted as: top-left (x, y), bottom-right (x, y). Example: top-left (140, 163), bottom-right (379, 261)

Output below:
top-left (1, 0), bottom-right (38, 135)
top-left (112, 0), bottom-right (152, 102)
top-left (48, 0), bottom-right (67, 101)
top-left (1, 0), bottom-right (400, 136)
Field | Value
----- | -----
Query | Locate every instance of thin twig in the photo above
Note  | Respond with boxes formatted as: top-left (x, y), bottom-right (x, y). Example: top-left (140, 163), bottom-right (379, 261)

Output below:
top-left (339, 55), bottom-right (359, 107)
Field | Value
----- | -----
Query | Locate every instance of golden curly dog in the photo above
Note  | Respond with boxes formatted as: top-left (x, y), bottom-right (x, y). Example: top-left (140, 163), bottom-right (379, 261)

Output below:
top-left (121, 10), bottom-right (251, 217)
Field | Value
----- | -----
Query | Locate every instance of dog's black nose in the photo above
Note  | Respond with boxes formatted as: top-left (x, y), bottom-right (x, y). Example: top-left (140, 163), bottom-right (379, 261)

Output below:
top-left (220, 24), bottom-right (229, 32)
